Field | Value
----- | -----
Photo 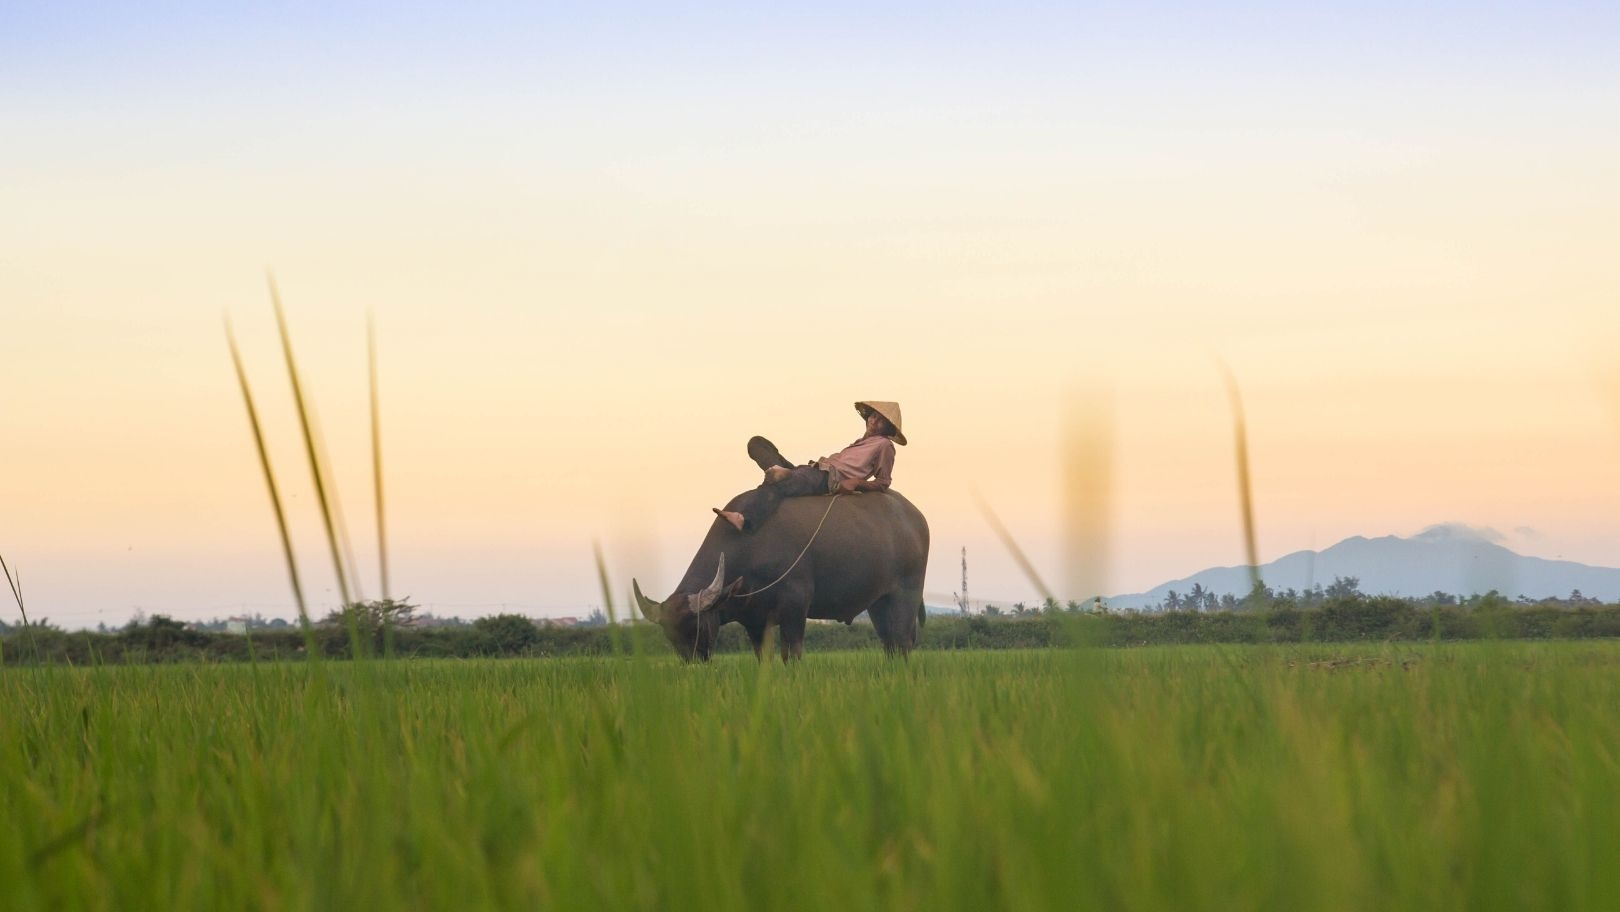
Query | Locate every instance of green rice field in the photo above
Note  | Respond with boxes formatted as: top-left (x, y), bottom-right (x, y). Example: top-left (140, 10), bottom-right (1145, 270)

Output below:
top-left (5, 643), bottom-right (1619, 910)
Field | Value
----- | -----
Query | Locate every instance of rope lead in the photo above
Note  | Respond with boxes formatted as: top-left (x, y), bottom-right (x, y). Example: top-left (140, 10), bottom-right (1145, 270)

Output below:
top-left (731, 494), bottom-right (844, 599)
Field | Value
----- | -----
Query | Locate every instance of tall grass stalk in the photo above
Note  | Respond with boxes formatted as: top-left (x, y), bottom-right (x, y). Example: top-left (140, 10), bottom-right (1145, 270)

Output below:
top-left (267, 276), bottom-right (354, 612)
top-left (974, 490), bottom-right (1056, 604)
top-left (369, 311), bottom-right (390, 601)
top-left (0, 552), bottom-right (37, 663)
top-left (592, 541), bottom-right (624, 659)
top-left (1061, 387), bottom-right (1114, 605)
top-left (315, 403), bottom-right (368, 605)
top-left (1218, 359), bottom-right (1262, 596)
top-left (265, 277), bottom-right (373, 662)
top-left (303, 389), bottom-right (367, 605)
top-left (225, 321), bottom-right (317, 653)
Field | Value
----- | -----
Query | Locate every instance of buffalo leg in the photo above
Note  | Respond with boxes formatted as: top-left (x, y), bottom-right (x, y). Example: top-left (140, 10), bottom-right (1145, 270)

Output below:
top-left (869, 594), bottom-right (916, 658)
top-left (777, 611), bottom-right (806, 663)
top-left (741, 615), bottom-right (770, 661)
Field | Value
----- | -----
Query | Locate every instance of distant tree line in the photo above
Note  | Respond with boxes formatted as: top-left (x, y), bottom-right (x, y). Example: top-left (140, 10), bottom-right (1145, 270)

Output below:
top-left (6, 583), bottom-right (1620, 665)
top-left (1138, 576), bottom-right (1610, 614)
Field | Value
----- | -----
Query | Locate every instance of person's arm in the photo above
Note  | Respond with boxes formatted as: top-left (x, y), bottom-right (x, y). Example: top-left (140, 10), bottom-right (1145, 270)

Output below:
top-left (836, 440), bottom-right (894, 493)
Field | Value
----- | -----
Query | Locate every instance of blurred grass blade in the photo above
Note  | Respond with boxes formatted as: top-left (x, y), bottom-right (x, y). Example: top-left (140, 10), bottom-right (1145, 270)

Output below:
top-left (0, 553), bottom-right (23, 620)
top-left (1598, 361), bottom-right (1620, 435)
top-left (303, 392), bottom-right (366, 605)
top-left (268, 276), bottom-right (353, 611)
top-left (1062, 385), bottom-right (1115, 605)
top-left (27, 804), bottom-right (104, 865)
top-left (226, 319), bottom-right (313, 636)
top-left (369, 312), bottom-right (390, 601)
top-left (1217, 359), bottom-right (1262, 597)
top-left (1304, 532), bottom-right (1316, 595)
top-left (0, 552), bottom-right (39, 662)
top-left (268, 276), bottom-right (368, 658)
top-left (974, 490), bottom-right (1056, 604)
top-left (593, 540), bottom-right (624, 658)
top-left (316, 405), bottom-right (367, 605)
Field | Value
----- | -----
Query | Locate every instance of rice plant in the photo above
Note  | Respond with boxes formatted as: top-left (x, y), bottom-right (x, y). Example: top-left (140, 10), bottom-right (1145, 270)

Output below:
top-left (5, 644), bottom-right (1619, 909)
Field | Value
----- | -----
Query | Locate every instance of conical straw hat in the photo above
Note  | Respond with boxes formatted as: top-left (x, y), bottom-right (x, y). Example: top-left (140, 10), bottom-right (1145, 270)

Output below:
top-left (854, 401), bottom-right (907, 446)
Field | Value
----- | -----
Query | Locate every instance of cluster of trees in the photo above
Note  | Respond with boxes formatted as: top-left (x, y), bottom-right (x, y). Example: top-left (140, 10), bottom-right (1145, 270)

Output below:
top-left (967, 578), bottom-right (1387, 616)
top-left (141, 604), bottom-right (611, 635)
top-left (960, 577), bottom-right (1609, 617)
top-left (980, 598), bottom-right (1102, 617)
top-left (7, 587), bottom-right (1620, 665)
top-left (1153, 577), bottom-right (1370, 612)
top-left (0, 600), bottom-right (625, 666)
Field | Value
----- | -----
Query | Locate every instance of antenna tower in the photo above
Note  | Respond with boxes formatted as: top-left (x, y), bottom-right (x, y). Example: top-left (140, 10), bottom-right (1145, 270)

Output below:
top-left (961, 547), bottom-right (969, 615)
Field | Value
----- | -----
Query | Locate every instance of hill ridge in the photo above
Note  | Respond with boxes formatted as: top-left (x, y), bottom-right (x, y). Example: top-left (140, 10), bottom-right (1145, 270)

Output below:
top-left (1108, 525), bottom-right (1620, 610)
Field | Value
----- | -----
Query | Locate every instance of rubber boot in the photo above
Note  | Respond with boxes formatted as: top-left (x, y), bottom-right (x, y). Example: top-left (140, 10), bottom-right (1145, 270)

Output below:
top-left (747, 436), bottom-right (794, 472)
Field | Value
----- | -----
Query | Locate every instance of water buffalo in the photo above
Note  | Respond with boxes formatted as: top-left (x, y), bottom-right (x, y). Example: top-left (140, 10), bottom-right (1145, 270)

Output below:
top-left (633, 490), bottom-right (929, 661)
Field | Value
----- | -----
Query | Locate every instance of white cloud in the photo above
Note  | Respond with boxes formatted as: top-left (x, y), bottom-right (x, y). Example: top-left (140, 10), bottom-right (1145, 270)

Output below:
top-left (1416, 522), bottom-right (1506, 544)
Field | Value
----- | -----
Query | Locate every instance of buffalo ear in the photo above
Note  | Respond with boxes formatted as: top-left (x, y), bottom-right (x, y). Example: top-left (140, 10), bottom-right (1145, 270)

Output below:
top-left (632, 578), bottom-right (662, 623)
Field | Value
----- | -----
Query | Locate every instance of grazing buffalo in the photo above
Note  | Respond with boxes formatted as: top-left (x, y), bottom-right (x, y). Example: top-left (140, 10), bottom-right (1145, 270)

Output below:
top-left (633, 490), bottom-right (930, 661)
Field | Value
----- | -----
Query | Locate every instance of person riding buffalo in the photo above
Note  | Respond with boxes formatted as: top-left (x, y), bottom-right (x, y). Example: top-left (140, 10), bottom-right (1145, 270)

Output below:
top-left (712, 400), bottom-right (906, 533)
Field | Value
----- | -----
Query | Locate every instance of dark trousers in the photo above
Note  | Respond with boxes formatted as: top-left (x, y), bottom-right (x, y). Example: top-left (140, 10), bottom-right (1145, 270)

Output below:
top-left (735, 437), bottom-right (830, 531)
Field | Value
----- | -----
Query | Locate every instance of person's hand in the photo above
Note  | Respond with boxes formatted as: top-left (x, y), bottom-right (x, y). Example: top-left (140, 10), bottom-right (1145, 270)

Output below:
top-left (837, 478), bottom-right (861, 494)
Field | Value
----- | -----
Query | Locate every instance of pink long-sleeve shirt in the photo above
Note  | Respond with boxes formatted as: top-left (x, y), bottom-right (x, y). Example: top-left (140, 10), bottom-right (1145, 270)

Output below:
top-left (816, 435), bottom-right (897, 490)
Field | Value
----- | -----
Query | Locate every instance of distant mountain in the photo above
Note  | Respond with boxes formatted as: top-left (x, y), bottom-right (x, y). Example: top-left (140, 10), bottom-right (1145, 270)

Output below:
top-left (1108, 524), bottom-right (1620, 610)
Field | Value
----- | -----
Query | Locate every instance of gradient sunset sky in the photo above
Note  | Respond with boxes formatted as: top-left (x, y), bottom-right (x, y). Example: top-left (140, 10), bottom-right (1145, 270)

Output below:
top-left (4, 2), bottom-right (1618, 626)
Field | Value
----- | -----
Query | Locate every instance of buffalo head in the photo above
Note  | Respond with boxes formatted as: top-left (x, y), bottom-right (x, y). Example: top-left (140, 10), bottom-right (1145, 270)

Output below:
top-left (632, 553), bottom-right (740, 661)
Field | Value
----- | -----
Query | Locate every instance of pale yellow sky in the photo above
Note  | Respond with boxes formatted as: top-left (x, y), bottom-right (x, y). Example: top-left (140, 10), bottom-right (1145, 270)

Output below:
top-left (5, 252), bottom-right (1617, 625)
top-left (4, 3), bottom-right (1620, 625)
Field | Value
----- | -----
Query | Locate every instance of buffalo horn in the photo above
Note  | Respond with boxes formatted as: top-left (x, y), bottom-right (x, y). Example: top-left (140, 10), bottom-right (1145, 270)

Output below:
top-left (632, 579), bottom-right (662, 623)
top-left (691, 553), bottom-right (727, 613)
